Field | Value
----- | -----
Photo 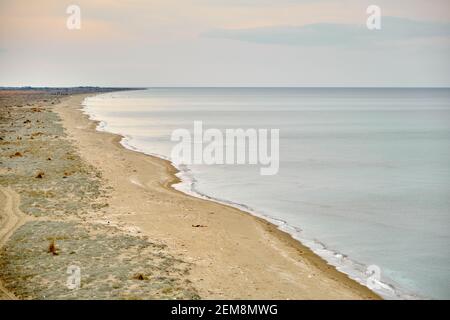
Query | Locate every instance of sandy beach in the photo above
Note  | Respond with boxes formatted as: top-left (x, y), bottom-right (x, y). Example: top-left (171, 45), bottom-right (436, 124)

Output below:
top-left (0, 90), bottom-right (380, 299)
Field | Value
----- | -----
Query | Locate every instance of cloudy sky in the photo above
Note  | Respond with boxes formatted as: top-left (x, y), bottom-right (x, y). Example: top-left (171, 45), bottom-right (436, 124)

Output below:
top-left (1, 0), bottom-right (450, 87)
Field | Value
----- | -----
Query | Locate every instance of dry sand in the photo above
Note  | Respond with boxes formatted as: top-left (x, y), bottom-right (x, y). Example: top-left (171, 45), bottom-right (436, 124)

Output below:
top-left (53, 94), bottom-right (380, 300)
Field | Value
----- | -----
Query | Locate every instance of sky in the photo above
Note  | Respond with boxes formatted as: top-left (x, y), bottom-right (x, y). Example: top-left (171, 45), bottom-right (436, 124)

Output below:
top-left (1, 0), bottom-right (450, 87)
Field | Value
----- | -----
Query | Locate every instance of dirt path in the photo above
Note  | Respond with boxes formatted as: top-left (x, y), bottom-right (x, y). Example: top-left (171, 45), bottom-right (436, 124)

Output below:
top-left (0, 187), bottom-right (28, 300)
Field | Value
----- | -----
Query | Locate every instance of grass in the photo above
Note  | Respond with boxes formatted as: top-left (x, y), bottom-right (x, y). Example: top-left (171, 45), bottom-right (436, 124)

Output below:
top-left (47, 239), bottom-right (58, 255)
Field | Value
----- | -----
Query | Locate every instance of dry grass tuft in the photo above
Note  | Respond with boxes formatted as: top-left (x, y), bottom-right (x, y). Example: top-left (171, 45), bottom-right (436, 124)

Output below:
top-left (48, 239), bottom-right (58, 255)
top-left (132, 273), bottom-right (148, 281)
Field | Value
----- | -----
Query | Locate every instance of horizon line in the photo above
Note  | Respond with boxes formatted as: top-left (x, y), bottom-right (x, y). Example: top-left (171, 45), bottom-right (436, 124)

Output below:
top-left (1, 86), bottom-right (450, 89)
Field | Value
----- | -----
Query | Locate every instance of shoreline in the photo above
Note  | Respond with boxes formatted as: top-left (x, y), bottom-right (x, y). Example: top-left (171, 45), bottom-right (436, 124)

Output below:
top-left (119, 135), bottom-right (397, 299)
top-left (64, 93), bottom-right (380, 299)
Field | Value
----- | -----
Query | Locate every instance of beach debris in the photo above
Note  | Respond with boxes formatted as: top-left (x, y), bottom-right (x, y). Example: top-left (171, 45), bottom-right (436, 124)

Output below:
top-left (192, 224), bottom-right (207, 228)
top-left (47, 157), bottom-right (52, 161)
top-left (23, 119), bottom-right (31, 124)
top-left (9, 151), bottom-right (23, 158)
top-left (132, 273), bottom-right (148, 281)
top-left (47, 239), bottom-right (59, 256)
top-left (35, 171), bottom-right (45, 179)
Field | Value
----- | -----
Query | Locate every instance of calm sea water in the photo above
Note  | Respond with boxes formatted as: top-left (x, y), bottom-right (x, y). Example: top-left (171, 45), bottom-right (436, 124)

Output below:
top-left (83, 88), bottom-right (450, 299)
